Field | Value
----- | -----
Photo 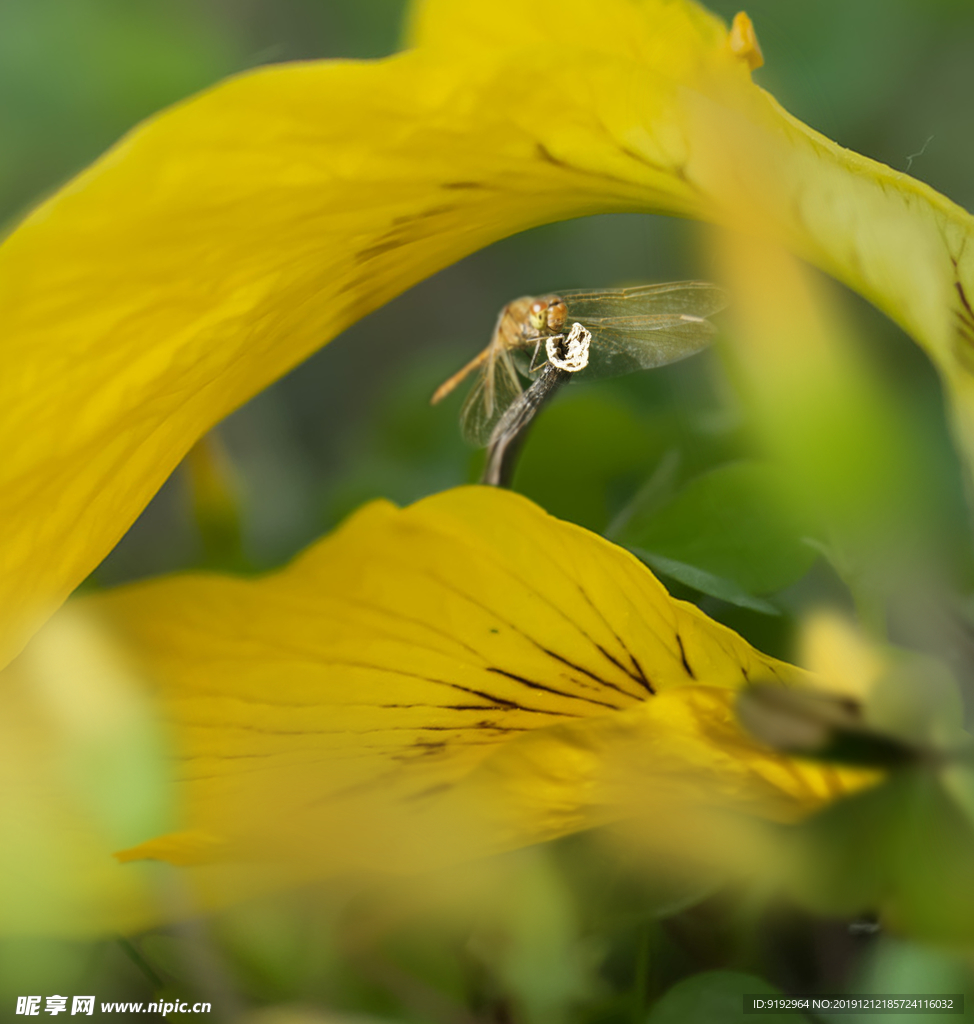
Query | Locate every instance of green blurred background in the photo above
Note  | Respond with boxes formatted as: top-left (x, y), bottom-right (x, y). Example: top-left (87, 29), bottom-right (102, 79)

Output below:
top-left (5, 0), bottom-right (974, 1020)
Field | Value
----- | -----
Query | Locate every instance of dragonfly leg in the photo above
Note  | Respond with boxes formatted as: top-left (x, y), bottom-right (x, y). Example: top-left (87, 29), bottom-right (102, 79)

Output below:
top-left (528, 335), bottom-right (561, 373)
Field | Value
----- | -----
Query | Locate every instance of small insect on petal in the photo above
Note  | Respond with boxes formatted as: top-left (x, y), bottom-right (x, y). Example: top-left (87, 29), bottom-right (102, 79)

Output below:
top-left (728, 11), bottom-right (764, 71)
top-left (546, 322), bottom-right (591, 372)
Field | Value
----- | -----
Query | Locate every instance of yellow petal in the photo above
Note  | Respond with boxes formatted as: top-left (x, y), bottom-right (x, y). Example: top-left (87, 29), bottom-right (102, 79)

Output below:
top-left (5, 0), bottom-right (974, 671)
top-left (0, 3), bottom-right (736, 668)
top-left (450, 685), bottom-right (855, 854)
top-left (695, 83), bottom-right (974, 479)
top-left (76, 487), bottom-right (861, 913)
top-left (799, 613), bottom-right (886, 703)
top-left (727, 11), bottom-right (764, 71)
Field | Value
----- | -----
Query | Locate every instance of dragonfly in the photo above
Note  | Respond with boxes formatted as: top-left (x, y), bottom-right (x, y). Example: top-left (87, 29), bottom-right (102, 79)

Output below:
top-left (430, 281), bottom-right (727, 445)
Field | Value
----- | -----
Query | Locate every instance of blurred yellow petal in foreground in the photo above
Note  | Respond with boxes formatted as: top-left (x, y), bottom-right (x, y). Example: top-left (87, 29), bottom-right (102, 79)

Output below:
top-left (0, 605), bottom-right (172, 935)
top-left (48, 488), bottom-right (850, 922)
top-left (4, 0), bottom-right (974, 674)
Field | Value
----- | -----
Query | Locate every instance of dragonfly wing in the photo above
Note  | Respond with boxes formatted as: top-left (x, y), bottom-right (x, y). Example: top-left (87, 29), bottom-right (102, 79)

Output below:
top-left (459, 347), bottom-right (525, 446)
top-left (579, 314), bottom-right (717, 378)
top-left (560, 281), bottom-right (728, 320)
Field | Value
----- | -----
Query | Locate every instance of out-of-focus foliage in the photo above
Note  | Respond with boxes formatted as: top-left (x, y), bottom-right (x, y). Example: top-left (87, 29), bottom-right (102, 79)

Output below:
top-left (644, 970), bottom-right (792, 1023)
top-left (5, 0), bottom-right (974, 1019)
top-left (616, 461), bottom-right (817, 603)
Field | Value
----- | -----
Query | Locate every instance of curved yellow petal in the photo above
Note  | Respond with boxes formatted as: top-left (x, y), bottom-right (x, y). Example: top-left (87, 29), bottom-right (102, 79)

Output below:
top-left (409, 0), bottom-right (974, 418)
top-left (0, 4), bottom-right (736, 668)
top-left (732, 97), bottom-right (974, 469)
top-left (4, 0), bottom-right (974, 672)
top-left (78, 488), bottom-right (860, 913)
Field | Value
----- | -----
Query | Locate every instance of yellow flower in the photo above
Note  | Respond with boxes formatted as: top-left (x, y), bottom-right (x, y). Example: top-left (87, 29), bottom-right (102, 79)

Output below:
top-left (3, 488), bottom-right (862, 933)
top-left (3, 0), bottom-right (973, 670)
top-left (1, 0), bottom-right (971, 933)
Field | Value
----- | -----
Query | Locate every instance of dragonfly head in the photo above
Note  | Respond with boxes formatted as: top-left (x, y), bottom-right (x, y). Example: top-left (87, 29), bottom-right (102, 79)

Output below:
top-left (528, 296), bottom-right (568, 335)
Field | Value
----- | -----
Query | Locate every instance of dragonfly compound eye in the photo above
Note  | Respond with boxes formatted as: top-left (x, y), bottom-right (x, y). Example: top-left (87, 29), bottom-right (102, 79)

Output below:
top-left (528, 299), bottom-right (549, 331)
top-left (545, 299), bottom-right (568, 332)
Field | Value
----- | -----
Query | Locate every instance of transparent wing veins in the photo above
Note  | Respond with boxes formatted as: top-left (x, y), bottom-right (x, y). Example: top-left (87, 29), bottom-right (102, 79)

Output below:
top-left (560, 281), bottom-right (727, 320)
top-left (454, 280), bottom-right (727, 443)
top-left (459, 347), bottom-right (525, 446)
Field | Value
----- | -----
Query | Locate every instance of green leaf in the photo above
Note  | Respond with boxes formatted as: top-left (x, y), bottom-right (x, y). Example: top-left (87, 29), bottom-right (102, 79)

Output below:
top-left (629, 548), bottom-right (781, 616)
top-left (619, 462), bottom-right (817, 596)
top-left (513, 394), bottom-right (667, 532)
top-left (646, 970), bottom-right (805, 1024)
top-left (851, 938), bottom-right (969, 1024)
